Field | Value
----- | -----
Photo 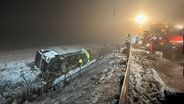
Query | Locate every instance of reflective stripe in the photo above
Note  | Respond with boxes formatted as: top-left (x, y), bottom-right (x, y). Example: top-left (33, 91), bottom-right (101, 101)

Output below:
top-left (127, 36), bottom-right (131, 41)
top-left (79, 59), bottom-right (83, 64)
top-left (84, 49), bottom-right (90, 62)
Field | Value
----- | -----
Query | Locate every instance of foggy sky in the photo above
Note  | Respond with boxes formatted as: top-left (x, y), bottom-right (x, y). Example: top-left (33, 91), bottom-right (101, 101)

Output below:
top-left (1, 0), bottom-right (184, 51)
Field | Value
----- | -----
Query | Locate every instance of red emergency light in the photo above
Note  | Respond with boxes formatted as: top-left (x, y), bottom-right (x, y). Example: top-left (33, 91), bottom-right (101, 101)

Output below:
top-left (166, 35), bottom-right (183, 43)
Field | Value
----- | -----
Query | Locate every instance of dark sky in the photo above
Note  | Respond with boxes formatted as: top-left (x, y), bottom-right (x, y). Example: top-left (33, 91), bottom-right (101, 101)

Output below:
top-left (1, 0), bottom-right (184, 51)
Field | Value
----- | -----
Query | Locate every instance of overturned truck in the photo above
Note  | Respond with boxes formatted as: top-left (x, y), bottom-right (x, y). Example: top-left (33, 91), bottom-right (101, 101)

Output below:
top-left (34, 45), bottom-right (92, 82)
top-left (35, 45), bottom-right (91, 71)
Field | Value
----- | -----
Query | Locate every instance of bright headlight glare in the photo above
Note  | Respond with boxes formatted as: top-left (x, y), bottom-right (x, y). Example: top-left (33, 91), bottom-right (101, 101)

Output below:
top-left (146, 43), bottom-right (150, 47)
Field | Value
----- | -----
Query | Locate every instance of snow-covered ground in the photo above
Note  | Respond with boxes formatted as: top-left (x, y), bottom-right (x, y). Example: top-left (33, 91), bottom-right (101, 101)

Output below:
top-left (126, 48), bottom-right (184, 104)
top-left (0, 48), bottom-right (40, 103)
top-left (126, 52), bottom-right (174, 104)
top-left (0, 48), bottom-right (37, 89)
top-left (1, 47), bottom-right (183, 104)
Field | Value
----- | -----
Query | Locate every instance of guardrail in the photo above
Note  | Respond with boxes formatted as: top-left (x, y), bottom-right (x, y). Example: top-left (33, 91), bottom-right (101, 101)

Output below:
top-left (118, 48), bottom-right (131, 104)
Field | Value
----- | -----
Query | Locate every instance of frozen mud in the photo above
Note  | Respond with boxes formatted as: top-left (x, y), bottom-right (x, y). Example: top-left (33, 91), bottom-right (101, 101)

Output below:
top-left (126, 49), bottom-right (175, 104)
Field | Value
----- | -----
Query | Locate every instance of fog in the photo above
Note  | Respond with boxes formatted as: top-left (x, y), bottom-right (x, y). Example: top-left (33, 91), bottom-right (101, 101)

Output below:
top-left (1, 0), bottom-right (184, 51)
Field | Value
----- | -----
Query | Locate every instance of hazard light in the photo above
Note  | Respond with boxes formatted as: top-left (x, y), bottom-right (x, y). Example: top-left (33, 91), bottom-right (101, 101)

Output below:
top-left (167, 35), bottom-right (183, 43)
top-left (160, 42), bottom-right (164, 45)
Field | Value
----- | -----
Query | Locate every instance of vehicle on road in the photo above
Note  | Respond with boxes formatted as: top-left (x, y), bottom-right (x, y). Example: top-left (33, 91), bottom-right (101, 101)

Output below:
top-left (133, 33), bottom-right (183, 58)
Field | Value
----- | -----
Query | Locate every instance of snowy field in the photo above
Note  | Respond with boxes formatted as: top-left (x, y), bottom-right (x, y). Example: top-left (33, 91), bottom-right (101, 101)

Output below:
top-left (0, 48), bottom-right (38, 89)
top-left (0, 48), bottom-right (42, 103)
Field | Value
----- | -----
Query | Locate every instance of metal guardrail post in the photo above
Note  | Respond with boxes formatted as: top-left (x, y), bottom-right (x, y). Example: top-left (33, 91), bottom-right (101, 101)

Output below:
top-left (80, 66), bottom-right (81, 75)
top-left (180, 63), bottom-right (184, 76)
top-left (97, 54), bottom-right (99, 67)
top-left (114, 45), bottom-right (116, 58)
top-left (64, 74), bottom-right (67, 84)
